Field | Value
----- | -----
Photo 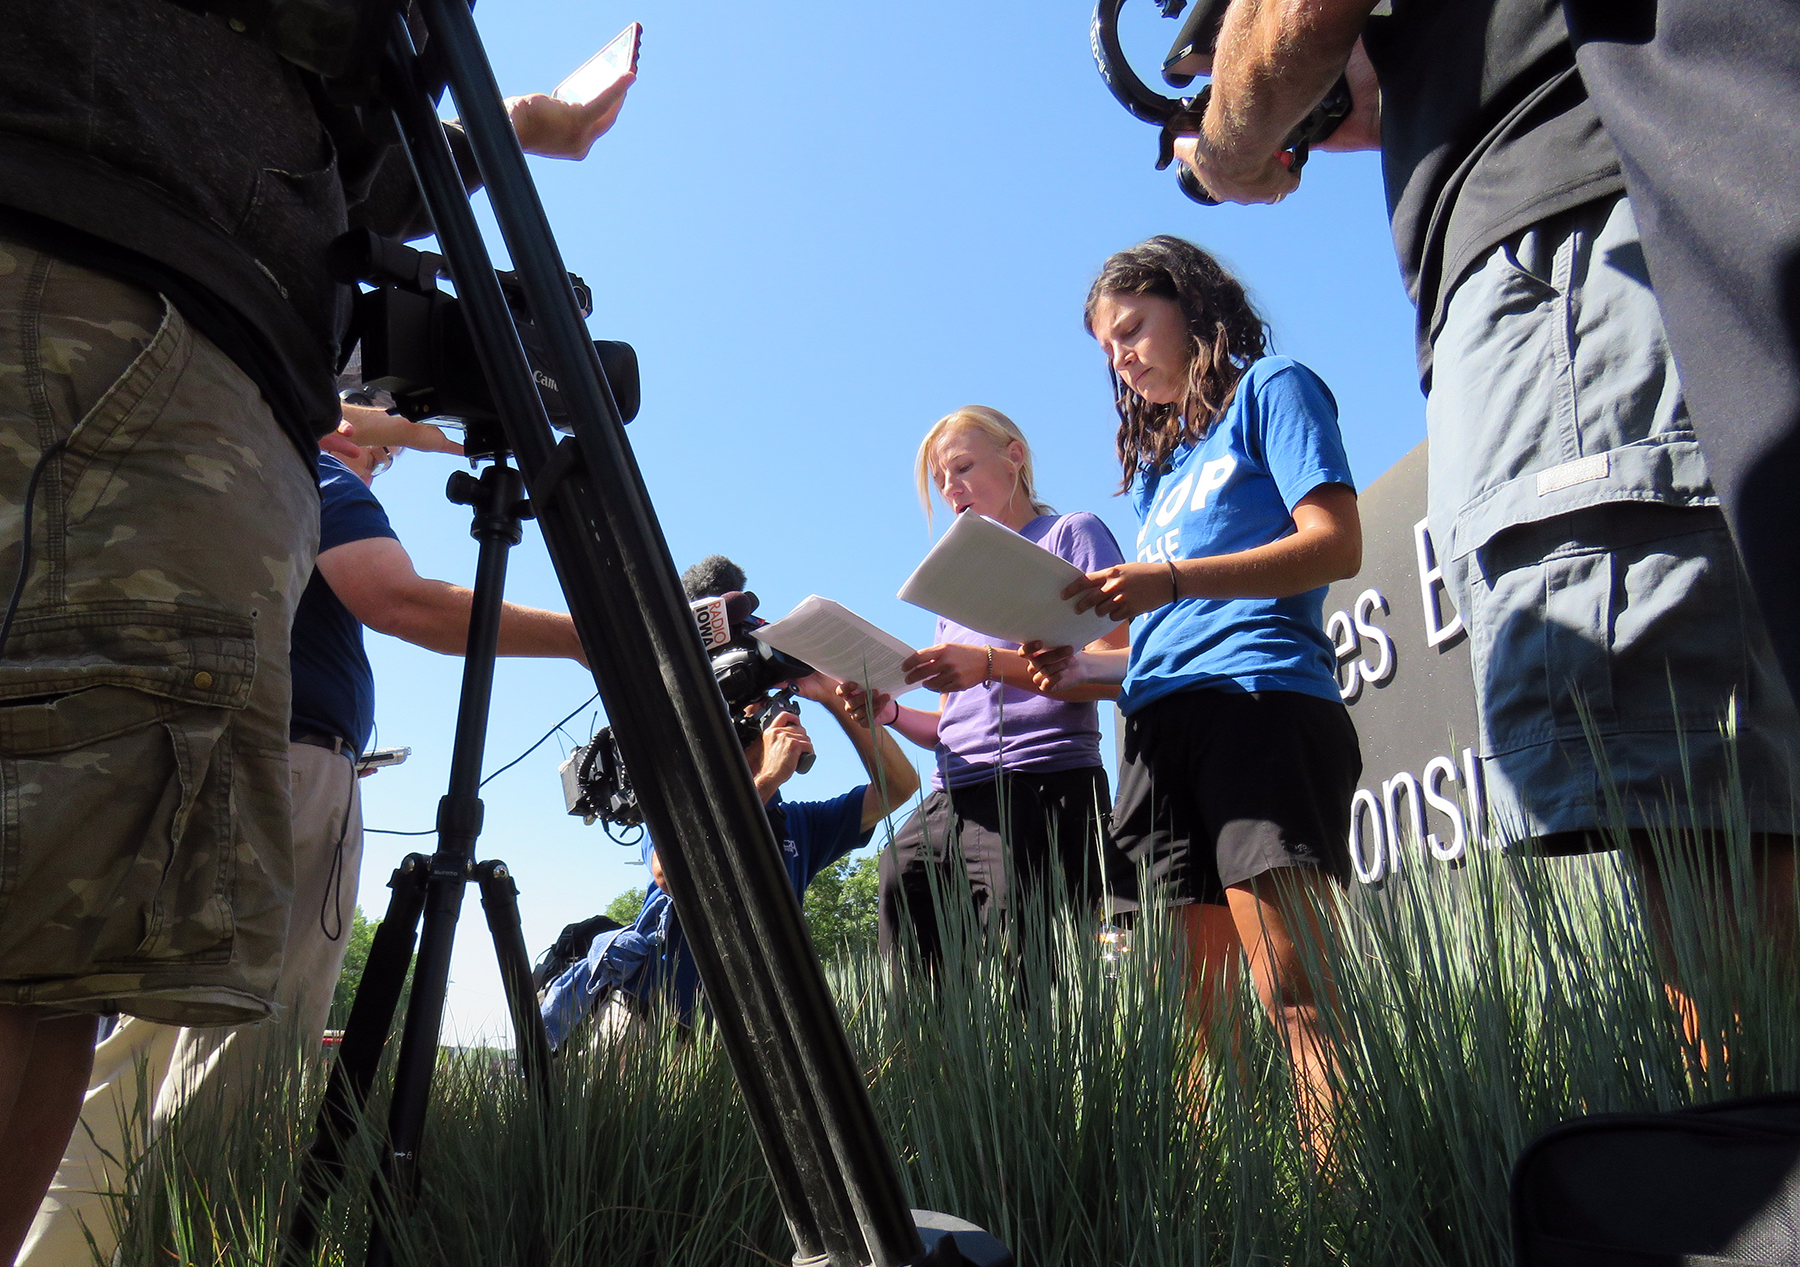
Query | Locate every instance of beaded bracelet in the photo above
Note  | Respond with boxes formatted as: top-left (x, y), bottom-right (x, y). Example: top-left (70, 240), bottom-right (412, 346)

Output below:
top-left (984, 644), bottom-right (995, 684)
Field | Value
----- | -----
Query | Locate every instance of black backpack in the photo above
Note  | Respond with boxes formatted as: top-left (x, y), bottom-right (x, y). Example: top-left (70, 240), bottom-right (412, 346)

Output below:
top-left (531, 913), bottom-right (624, 993)
top-left (1511, 1092), bottom-right (1800, 1266)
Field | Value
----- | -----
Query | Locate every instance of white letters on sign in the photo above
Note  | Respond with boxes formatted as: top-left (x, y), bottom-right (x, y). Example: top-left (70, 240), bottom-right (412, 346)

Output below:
top-left (1354, 590), bottom-right (1396, 686)
top-left (1412, 517), bottom-right (1464, 648)
top-left (1348, 749), bottom-right (1487, 884)
top-left (1327, 588), bottom-right (1397, 701)
top-left (1332, 507), bottom-right (1487, 884)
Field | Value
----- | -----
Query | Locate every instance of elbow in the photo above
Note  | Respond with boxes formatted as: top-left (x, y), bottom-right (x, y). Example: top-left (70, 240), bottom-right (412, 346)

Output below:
top-left (364, 602), bottom-right (456, 654)
top-left (884, 768), bottom-right (921, 813)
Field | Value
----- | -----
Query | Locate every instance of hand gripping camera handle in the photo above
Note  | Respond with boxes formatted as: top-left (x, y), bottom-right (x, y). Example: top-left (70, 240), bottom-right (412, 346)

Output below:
top-left (1160, 80), bottom-right (1353, 206)
top-left (1091, 0), bottom-right (1351, 207)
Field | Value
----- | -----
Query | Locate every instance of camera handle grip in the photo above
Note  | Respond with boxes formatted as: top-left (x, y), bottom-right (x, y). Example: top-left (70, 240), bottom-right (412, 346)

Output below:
top-left (1159, 76), bottom-right (1350, 206)
top-left (757, 691), bottom-right (816, 774)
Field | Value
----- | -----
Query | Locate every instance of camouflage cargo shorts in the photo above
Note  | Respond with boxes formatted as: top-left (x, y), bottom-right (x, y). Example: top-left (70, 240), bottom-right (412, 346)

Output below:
top-left (0, 237), bottom-right (317, 1025)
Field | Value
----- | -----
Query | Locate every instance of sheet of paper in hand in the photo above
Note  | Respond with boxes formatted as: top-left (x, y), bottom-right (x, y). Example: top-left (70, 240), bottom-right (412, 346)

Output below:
top-left (897, 513), bottom-right (1119, 650)
top-left (752, 597), bottom-right (917, 696)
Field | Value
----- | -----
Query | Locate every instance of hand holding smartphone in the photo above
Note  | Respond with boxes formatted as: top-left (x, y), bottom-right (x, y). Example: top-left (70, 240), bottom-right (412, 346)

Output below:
top-left (356, 746), bottom-right (411, 776)
top-left (554, 22), bottom-right (641, 106)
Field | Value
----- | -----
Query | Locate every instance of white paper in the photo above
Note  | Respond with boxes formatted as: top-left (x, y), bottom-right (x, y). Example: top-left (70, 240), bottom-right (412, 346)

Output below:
top-left (752, 596), bottom-right (917, 696)
top-left (897, 513), bottom-right (1120, 649)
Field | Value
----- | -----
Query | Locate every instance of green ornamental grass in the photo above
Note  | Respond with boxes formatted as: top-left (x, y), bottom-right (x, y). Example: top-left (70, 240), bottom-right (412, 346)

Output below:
top-left (108, 751), bottom-right (1797, 1267)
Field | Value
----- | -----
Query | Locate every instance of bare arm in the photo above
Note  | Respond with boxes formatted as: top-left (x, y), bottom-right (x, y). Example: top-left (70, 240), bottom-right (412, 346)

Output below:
top-left (317, 537), bottom-right (587, 665)
top-left (900, 624), bottom-right (1130, 702)
top-left (1172, 0), bottom-right (1381, 204)
top-left (1023, 624), bottom-right (1134, 700)
top-left (1068, 484), bottom-right (1362, 621)
top-left (796, 675), bottom-right (921, 830)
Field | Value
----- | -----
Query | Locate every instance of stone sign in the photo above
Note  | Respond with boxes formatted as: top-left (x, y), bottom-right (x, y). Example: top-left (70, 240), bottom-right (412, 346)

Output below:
top-left (1320, 441), bottom-right (1490, 886)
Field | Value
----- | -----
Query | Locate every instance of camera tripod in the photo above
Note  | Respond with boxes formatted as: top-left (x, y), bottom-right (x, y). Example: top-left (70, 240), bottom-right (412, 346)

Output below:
top-left (282, 5), bottom-right (1009, 1267)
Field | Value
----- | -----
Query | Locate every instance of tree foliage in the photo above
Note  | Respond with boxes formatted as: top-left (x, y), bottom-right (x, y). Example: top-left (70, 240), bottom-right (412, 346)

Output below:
top-left (801, 852), bottom-right (880, 963)
top-left (328, 906), bottom-right (377, 1030)
top-left (605, 886), bottom-right (647, 926)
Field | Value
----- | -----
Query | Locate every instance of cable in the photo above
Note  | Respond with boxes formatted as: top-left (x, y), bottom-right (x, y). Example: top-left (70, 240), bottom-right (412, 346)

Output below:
top-left (480, 691), bottom-right (599, 788)
top-left (0, 438), bottom-right (69, 658)
top-left (318, 752), bottom-right (358, 943)
top-left (363, 692), bottom-right (603, 836)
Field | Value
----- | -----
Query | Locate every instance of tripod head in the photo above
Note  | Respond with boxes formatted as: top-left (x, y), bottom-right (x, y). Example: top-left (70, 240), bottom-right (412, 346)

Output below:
top-left (330, 229), bottom-right (640, 458)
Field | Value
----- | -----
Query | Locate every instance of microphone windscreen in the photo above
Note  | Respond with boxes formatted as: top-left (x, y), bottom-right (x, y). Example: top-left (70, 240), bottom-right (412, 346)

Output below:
top-left (723, 590), bottom-right (758, 625)
top-left (681, 555), bottom-right (746, 601)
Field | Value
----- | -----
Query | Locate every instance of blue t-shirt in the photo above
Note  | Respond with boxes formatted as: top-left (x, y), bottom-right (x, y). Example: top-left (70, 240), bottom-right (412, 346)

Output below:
top-left (632, 787), bottom-right (871, 1023)
top-left (289, 454), bottom-right (399, 751)
top-left (1120, 357), bottom-right (1354, 715)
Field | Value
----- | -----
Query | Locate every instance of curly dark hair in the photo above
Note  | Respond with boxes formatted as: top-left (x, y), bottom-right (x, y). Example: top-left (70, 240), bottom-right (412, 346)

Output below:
top-left (1084, 235), bottom-right (1270, 490)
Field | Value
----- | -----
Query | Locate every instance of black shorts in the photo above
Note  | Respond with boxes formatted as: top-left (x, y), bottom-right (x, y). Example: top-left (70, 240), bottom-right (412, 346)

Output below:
top-left (878, 765), bottom-right (1137, 962)
top-left (1111, 688), bottom-right (1362, 905)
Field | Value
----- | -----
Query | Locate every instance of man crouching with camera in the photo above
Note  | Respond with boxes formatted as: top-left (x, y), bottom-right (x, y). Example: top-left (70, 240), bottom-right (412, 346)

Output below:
top-left (541, 561), bottom-right (918, 1042)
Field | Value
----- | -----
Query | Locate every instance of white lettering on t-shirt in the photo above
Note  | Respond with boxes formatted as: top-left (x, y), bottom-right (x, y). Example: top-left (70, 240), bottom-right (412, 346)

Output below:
top-left (1190, 455), bottom-right (1237, 510)
top-left (1154, 473), bottom-right (1195, 527)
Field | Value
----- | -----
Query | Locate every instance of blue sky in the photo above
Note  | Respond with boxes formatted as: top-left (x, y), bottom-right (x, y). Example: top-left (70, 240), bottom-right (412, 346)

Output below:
top-left (354, 0), bottom-right (1427, 1039)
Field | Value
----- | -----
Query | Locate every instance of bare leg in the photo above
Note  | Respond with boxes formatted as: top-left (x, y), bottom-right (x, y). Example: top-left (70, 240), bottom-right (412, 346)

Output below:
top-left (1179, 902), bottom-right (1245, 1040)
top-left (1225, 869), bottom-right (1340, 1167)
top-left (1176, 902), bottom-right (1245, 1110)
top-left (0, 1007), bottom-right (97, 1261)
top-left (1629, 832), bottom-right (1798, 1076)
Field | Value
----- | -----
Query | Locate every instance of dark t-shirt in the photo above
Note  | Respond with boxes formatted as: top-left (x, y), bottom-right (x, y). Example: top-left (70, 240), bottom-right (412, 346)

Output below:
top-left (290, 454), bottom-right (398, 752)
top-left (1362, 0), bottom-right (1624, 387)
top-left (0, 1), bottom-right (471, 458)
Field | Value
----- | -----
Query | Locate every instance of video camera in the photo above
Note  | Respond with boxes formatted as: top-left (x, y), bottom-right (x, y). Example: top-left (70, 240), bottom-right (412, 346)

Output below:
top-left (330, 229), bottom-right (641, 449)
top-left (1090, 0), bottom-right (1350, 205)
top-left (560, 589), bottom-right (815, 832)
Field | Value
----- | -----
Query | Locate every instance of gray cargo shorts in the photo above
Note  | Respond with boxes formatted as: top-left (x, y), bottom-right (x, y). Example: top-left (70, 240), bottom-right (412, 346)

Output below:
top-left (1427, 195), bottom-right (1800, 845)
top-left (0, 238), bottom-right (317, 1024)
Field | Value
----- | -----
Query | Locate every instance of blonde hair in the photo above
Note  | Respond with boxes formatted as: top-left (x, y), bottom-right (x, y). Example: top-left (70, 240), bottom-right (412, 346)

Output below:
top-left (914, 405), bottom-right (1056, 527)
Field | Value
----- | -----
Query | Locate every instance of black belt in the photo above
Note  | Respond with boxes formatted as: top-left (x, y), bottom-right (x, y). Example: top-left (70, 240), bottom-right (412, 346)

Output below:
top-left (291, 728), bottom-right (350, 754)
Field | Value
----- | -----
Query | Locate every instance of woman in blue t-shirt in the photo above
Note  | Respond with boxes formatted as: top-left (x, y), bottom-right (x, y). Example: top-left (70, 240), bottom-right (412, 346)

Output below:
top-left (1026, 236), bottom-right (1362, 1136)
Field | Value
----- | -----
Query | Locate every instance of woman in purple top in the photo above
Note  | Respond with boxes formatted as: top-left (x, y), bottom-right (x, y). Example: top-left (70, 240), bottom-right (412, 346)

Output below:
top-left (844, 406), bottom-right (1135, 970)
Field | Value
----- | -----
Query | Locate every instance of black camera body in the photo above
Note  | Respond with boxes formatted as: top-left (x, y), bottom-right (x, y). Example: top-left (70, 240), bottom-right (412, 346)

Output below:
top-left (560, 591), bottom-right (814, 831)
top-left (332, 230), bottom-right (640, 446)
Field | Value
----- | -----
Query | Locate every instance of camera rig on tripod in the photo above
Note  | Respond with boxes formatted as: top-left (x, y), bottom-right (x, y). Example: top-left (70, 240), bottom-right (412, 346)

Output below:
top-left (1090, 0), bottom-right (1350, 205)
top-left (208, 3), bottom-right (1017, 1266)
top-left (563, 589), bottom-right (816, 834)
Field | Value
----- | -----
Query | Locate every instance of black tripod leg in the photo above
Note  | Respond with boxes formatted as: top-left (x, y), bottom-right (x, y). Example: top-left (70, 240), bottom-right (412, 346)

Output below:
top-left (375, 45), bottom-right (849, 1262)
top-left (285, 855), bottom-right (430, 1267)
top-left (474, 859), bottom-right (553, 1098)
top-left (364, 462), bottom-right (525, 1267)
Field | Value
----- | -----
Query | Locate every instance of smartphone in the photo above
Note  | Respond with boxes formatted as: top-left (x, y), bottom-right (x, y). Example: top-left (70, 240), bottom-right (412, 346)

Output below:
top-left (356, 746), bottom-right (411, 775)
top-left (554, 22), bottom-right (641, 105)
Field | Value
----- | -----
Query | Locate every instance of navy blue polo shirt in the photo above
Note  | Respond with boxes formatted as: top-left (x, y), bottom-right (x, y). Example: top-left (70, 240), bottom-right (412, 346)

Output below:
top-left (637, 787), bottom-right (872, 1022)
top-left (289, 453), bottom-right (399, 752)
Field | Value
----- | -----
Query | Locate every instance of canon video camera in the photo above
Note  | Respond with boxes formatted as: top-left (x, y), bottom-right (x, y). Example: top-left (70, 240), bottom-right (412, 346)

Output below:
top-left (559, 591), bottom-right (815, 835)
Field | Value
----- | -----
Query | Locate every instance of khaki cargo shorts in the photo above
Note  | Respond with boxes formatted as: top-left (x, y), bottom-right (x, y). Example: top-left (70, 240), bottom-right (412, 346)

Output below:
top-left (1427, 196), bottom-right (1800, 844)
top-left (0, 237), bottom-right (317, 1025)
